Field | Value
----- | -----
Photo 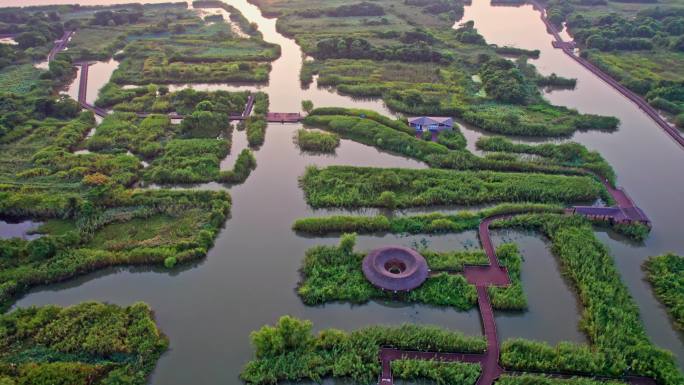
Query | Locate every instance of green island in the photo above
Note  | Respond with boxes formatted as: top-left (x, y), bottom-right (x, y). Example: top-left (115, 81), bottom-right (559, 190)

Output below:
top-left (297, 234), bottom-right (525, 310)
top-left (644, 253), bottom-right (684, 330)
top-left (294, 129), bottom-right (340, 153)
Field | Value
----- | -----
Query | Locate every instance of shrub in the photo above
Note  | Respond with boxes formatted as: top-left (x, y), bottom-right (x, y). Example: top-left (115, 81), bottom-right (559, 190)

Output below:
top-left (219, 149), bottom-right (257, 184)
top-left (643, 253), bottom-right (684, 330)
top-left (164, 256), bottom-right (177, 268)
top-left (338, 233), bottom-right (357, 255)
top-left (378, 190), bottom-right (398, 209)
top-left (246, 116), bottom-right (267, 147)
top-left (301, 100), bottom-right (313, 113)
top-left (295, 129), bottom-right (340, 153)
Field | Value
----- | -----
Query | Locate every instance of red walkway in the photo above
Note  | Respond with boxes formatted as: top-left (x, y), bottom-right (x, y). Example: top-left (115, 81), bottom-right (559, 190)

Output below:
top-left (47, 30), bottom-right (74, 62)
top-left (475, 286), bottom-right (504, 385)
top-left (376, 215), bottom-right (526, 385)
top-left (378, 208), bottom-right (654, 385)
top-left (74, 61), bottom-right (255, 121)
top-left (529, 0), bottom-right (684, 150)
top-left (463, 216), bottom-right (510, 286)
top-left (266, 112), bottom-right (301, 123)
top-left (379, 348), bottom-right (485, 384)
top-left (76, 62), bottom-right (108, 117)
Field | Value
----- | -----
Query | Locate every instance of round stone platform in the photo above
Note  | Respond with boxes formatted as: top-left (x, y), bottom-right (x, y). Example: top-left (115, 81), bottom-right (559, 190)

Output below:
top-left (362, 246), bottom-right (429, 292)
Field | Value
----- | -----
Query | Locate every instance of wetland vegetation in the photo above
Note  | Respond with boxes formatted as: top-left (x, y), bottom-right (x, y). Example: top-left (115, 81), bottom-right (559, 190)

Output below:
top-left (644, 253), bottom-right (684, 330)
top-left (0, 0), bottom-right (682, 384)
top-left (0, 301), bottom-right (167, 385)
top-left (240, 315), bottom-right (486, 385)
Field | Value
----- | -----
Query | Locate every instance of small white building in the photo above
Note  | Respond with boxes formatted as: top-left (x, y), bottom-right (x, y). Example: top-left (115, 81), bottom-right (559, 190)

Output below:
top-left (408, 116), bottom-right (454, 132)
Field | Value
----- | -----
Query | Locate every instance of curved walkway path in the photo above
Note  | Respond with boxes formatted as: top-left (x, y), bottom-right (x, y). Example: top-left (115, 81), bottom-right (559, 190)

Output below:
top-left (528, 0), bottom-right (684, 149)
top-left (74, 61), bottom-right (256, 121)
top-left (378, 184), bottom-right (653, 384)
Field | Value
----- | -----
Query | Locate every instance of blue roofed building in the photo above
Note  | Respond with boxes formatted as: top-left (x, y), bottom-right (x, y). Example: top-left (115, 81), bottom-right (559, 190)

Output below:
top-left (408, 116), bottom-right (454, 133)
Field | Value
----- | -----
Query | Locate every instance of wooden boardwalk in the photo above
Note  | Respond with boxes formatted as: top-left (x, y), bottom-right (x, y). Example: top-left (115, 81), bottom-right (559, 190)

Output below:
top-left (379, 348), bottom-right (485, 385)
top-left (47, 30), bottom-right (74, 62)
top-left (378, 176), bottom-right (654, 385)
top-left (76, 62), bottom-right (109, 117)
top-left (266, 112), bottom-right (301, 123)
top-left (529, 0), bottom-right (684, 149)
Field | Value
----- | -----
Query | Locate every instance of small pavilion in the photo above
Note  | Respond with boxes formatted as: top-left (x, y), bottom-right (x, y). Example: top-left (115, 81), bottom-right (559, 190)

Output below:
top-left (408, 116), bottom-right (453, 133)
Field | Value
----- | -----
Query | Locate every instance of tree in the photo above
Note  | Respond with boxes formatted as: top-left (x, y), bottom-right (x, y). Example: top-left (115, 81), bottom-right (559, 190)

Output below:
top-left (195, 100), bottom-right (215, 111)
top-left (586, 34), bottom-right (610, 50)
top-left (181, 110), bottom-right (227, 138)
top-left (250, 316), bottom-right (314, 358)
top-left (301, 100), bottom-right (314, 113)
top-left (671, 36), bottom-right (684, 52)
top-left (15, 31), bottom-right (47, 49)
top-left (674, 113), bottom-right (684, 129)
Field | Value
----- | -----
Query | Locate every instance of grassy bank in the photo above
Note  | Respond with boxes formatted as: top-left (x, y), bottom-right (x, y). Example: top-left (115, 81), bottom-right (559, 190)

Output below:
top-left (0, 301), bottom-right (167, 385)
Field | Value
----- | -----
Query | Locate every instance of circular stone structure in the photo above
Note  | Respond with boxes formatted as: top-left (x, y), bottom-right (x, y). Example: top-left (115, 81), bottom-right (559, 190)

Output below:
top-left (362, 246), bottom-right (429, 292)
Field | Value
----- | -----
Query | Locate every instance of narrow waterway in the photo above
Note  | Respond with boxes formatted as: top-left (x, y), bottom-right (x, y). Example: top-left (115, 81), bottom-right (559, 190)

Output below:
top-left (5, 0), bottom-right (683, 381)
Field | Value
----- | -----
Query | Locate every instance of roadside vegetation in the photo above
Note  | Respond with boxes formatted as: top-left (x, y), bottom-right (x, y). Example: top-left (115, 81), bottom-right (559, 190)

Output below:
top-left (476, 136), bottom-right (616, 184)
top-left (254, 0), bottom-right (620, 137)
top-left (497, 375), bottom-right (625, 385)
top-left (391, 360), bottom-right (481, 385)
top-left (0, 302), bottom-right (167, 385)
top-left (546, 0), bottom-right (684, 127)
top-left (643, 253), bottom-right (684, 330)
top-left (240, 315), bottom-right (486, 385)
top-left (96, 85), bottom-right (255, 116)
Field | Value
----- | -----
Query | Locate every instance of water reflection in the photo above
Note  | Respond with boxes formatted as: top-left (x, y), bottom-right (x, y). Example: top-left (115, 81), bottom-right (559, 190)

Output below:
top-left (0, 219), bottom-right (43, 240)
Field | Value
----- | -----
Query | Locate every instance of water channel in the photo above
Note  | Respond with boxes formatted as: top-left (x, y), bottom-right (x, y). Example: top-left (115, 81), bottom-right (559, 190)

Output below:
top-left (4, 0), bottom-right (684, 383)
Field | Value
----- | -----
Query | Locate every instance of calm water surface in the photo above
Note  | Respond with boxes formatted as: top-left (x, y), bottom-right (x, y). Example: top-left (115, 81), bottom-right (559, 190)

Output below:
top-left (0, 219), bottom-right (42, 240)
top-left (5, 0), bottom-right (683, 382)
